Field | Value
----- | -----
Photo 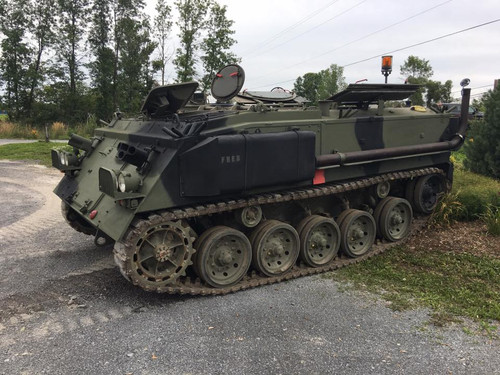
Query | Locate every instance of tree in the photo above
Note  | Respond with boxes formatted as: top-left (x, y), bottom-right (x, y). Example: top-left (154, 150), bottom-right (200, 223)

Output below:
top-left (200, 1), bottom-right (239, 92)
top-left (464, 85), bottom-right (500, 179)
top-left (0, 0), bottom-right (32, 120)
top-left (400, 55), bottom-right (433, 106)
top-left (317, 64), bottom-right (347, 100)
top-left (425, 79), bottom-right (452, 106)
top-left (107, 0), bottom-right (157, 115)
top-left (152, 0), bottom-right (173, 85)
top-left (55, 0), bottom-right (89, 123)
top-left (116, 16), bottom-right (156, 113)
top-left (293, 64), bottom-right (346, 105)
top-left (25, 0), bottom-right (56, 120)
top-left (88, 0), bottom-right (115, 120)
top-left (294, 72), bottom-right (321, 104)
top-left (174, 0), bottom-right (209, 82)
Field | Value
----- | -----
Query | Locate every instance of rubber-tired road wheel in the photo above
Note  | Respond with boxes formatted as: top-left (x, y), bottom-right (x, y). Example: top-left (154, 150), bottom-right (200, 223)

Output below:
top-left (194, 226), bottom-right (252, 288)
top-left (339, 210), bottom-right (376, 258)
top-left (378, 197), bottom-right (413, 241)
top-left (297, 215), bottom-right (340, 267)
top-left (250, 220), bottom-right (299, 276)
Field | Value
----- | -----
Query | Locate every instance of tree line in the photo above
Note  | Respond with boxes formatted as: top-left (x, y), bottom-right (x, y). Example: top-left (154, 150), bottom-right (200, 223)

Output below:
top-left (0, 0), bottom-right (239, 125)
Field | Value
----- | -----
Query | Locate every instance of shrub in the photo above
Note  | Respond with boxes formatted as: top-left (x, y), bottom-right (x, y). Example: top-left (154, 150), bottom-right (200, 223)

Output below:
top-left (464, 86), bottom-right (500, 179)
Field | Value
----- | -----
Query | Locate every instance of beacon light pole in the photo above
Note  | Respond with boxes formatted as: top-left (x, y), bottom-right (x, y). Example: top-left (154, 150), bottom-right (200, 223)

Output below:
top-left (381, 55), bottom-right (392, 84)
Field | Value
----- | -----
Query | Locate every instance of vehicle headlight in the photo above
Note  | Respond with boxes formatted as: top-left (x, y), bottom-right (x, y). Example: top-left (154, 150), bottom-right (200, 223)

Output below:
top-left (59, 152), bottom-right (68, 166)
top-left (118, 173), bottom-right (127, 193)
top-left (117, 172), bottom-right (141, 193)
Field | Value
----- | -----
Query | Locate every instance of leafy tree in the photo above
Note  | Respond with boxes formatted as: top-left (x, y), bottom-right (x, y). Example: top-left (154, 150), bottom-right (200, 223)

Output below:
top-left (294, 64), bottom-right (346, 105)
top-left (152, 0), bottom-right (173, 85)
top-left (25, 0), bottom-right (56, 120)
top-left (464, 85), bottom-right (500, 179)
top-left (116, 16), bottom-right (156, 113)
top-left (110, 0), bottom-right (156, 115)
top-left (174, 0), bottom-right (209, 82)
top-left (88, 0), bottom-right (115, 120)
top-left (200, 1), bottom-right (239, 92)
top-left (55, 0), bottom-right (89, 123)
top-left (400, 55), bottom-right (433, 80)
top-left (0, 0), bottom-right (32, 120)
top-left (294, 73), bottom-right (321, 104)
top-left (400, 55), bottom-right (433, 106)
top-left (425, 79), bottom-right (452, 106)
top-left (317, 64), bottom-right (347, 100)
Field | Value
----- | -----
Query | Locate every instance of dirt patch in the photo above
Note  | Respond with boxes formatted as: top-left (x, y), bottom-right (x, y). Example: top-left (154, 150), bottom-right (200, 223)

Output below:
top-left (407, 220), bottom-right (500, 258)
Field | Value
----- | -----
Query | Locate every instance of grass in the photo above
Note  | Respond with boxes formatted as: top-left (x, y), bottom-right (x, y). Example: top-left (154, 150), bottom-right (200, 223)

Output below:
top-left (0, 141), bottom-right (69, 167)
top-left (0, 119), bottom-right (97, 140)
top-left (326, 246), bottom-right (500, 332)
top-left (452, 169), bottom-right (500, 220)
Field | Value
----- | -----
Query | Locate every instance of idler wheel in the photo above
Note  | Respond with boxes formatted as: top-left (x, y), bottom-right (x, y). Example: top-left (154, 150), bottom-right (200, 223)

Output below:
top-left (250, 220), bottom-right (299, 276)
top-left (194, 226), bottom-right (252, 288)
top-left (413, 174), bottom-right (445, 214)
top-left (377, 197), bottom-right (413, 241)
top-left (339, 210), bottom-right (376, 258)
top-left (297, 215), bottom-right (340, 267)
top-left (116, 218), bottom-right (196, 290)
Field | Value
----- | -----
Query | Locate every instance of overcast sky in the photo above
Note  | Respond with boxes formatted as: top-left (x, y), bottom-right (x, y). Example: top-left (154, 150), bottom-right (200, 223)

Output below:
top-left (146, 0), bottom-right (500, 100)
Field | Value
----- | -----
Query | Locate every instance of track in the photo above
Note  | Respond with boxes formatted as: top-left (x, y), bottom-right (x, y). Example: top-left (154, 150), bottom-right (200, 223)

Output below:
top-left (114, 167), bottom-right (442, 295)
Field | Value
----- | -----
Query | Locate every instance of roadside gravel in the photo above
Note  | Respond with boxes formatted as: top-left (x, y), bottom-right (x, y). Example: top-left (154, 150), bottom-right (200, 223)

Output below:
top-left (0, 160), bottom-right (498, 375)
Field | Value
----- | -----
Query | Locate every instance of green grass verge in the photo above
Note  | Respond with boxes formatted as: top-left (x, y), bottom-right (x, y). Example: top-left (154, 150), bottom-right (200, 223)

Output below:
top-left (0, 142), bottom-right (68, 167)
top-left (326, 246), bottom-right (500, 331)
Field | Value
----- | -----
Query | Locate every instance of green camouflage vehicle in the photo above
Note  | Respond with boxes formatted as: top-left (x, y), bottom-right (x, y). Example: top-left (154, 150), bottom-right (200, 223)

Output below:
top-left (52, 64), bottom-right (471, 295)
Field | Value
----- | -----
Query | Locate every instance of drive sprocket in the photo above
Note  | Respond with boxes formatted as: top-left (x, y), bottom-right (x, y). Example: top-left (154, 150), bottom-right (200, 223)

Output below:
top-left (113, 216), bottom-right (197, 291)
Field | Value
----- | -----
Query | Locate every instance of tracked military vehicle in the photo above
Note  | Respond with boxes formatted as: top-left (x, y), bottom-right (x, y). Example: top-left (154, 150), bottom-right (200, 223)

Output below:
top-left (52, 64), bottom-right (471, 295)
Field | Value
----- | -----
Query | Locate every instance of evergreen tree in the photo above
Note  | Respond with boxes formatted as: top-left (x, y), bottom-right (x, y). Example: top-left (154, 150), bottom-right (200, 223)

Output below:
top-left (174, 0), bottom-right (209, 82)
top-left (464, 85), bottom-right (500, 179)
top-left (200, 2), bottom-right (239, 92)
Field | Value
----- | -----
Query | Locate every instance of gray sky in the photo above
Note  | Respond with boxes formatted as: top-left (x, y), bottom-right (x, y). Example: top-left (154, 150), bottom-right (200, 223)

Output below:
top-left (147, 0), bottom-right (500, 100)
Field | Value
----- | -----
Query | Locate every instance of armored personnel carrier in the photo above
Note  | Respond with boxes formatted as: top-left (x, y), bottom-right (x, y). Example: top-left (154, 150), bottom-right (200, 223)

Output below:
top-left (52, 64), bottom-right (471, 295)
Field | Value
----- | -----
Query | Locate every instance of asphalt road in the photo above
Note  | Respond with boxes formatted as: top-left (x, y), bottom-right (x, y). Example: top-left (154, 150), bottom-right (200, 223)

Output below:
top-left (0, 160), bottom-right (498, 375)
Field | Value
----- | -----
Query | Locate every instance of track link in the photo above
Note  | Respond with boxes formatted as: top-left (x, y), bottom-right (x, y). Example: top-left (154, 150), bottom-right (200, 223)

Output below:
top-left (114, 167), bottom-right (443, 295)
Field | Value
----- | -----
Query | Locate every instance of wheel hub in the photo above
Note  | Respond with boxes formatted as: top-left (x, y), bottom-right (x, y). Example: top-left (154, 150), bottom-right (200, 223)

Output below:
top-left (267, 238), bottom-right (285, 257)
top-left (310, 232), bottom-right (327, 249)
top-left (390, 213), bottom-right (403, 225)
top-left (156, 244), bottom-right (173, 262)
top-left (351, 227), bottom-right (365, 241)
top-left (214, 245), bottom-right (234, 267)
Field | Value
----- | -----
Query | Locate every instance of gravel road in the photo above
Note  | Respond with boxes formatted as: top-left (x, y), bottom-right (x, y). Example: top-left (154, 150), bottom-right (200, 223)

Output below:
top-left (0, 160), bottom-right (498, 375)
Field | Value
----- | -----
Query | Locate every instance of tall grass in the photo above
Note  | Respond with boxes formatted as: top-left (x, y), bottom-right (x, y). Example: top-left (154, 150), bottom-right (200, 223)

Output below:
top-left (481, 205), bottom-right (500, 236)
top-left (0, 119), bottom-right (98, 140)
top-left (0, 122), bottom-right (38, 139)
